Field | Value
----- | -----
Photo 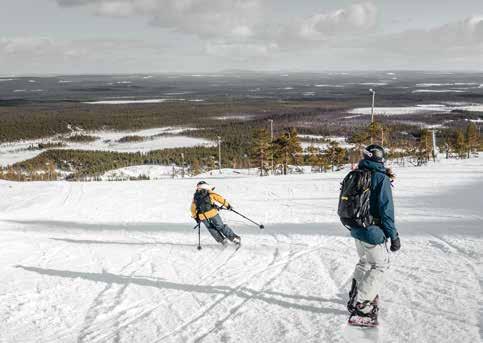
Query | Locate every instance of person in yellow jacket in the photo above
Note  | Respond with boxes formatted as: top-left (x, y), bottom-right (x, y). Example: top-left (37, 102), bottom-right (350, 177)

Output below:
top-left (191, 181), bottom-right (241, 246)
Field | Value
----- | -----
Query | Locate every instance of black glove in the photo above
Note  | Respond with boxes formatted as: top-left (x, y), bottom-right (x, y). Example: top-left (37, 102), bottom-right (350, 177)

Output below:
top-left (195, 218), bottom-right (201, 224)
top-left (226, 204), bottom-right (233, 210)
top-left (390, 237), bottom-right (401, 252)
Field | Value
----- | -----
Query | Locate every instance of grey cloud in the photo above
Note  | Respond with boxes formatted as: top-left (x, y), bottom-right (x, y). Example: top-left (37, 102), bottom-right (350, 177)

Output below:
top-left (0, 36), bottom-right (172, 74)
top-left (53, 1), bottom-right (378, 50)
top-left (9, 1), bottom-right (483, 72)
top-left (54, 0), bottom-right (262, 40)
top-left (366, 15), bottom-right (483, 66)
top-left (298, 2), bottom-right (377, 40)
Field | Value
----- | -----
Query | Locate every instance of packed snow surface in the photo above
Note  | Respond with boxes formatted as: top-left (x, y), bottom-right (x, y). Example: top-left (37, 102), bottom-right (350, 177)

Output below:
top-left (0, 156), bottom-right (481, 342)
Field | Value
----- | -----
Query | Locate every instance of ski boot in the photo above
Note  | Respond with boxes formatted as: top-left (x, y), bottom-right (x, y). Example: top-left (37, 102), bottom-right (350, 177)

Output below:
top-left (231, 235), bottom-right (241, 249)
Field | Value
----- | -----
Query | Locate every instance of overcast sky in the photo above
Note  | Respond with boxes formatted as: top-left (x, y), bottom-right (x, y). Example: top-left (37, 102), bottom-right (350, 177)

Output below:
top-left (1, 0), bottom-right (483, 75)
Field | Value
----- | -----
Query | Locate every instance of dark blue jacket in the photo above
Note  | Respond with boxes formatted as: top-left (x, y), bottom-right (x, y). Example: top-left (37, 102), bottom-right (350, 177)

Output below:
top-left (350, 159), bottom-right (398, 245)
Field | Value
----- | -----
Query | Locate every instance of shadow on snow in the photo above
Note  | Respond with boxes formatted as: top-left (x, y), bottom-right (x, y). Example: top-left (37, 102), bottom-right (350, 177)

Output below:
top-left (15, 265), bottom-right (347, 316)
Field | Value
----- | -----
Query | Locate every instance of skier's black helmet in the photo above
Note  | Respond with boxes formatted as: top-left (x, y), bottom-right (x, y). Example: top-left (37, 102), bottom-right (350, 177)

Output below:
top-left (197, 181), bottom-right (207, 187)
top-left (363, 144), bottom-right (385, 163)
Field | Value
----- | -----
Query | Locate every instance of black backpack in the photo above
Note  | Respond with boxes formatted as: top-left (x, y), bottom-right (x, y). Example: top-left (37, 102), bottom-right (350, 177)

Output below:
top-left (337, 169), bottom-right (373, 230)
top-left (194, 189), bottom-right (214, 214)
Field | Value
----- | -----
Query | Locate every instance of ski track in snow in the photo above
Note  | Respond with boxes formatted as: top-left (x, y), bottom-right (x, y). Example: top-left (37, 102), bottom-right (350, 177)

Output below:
top-left (0, 156), bottom-right (482, 342)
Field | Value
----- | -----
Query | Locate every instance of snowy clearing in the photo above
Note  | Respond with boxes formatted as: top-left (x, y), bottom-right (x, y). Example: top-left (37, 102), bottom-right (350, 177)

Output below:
top-left (0, 127), bottom-right (210, 167)
top-left (102, 165), bottom-right (185, 180)
top-left (348, 103), bottom-right (483, 115)
top-left (83, 99), bottom-right (205, 105)
top-left (0, 156), bottom-right (481, 342)
top-left (84, 99), bottom-right (171, 105)
top-left (415, 83), bottom-right (479, 87)
top-left (412, 89), bottom-right (465, 93)
top-left (314, 84), bottom-right (345, 88)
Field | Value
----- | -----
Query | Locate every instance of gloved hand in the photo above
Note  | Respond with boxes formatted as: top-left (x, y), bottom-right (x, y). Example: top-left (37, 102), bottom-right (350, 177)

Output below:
top-left (226, 204), bottom-right (233, 210)
top-left (195, 218), bottom-right (201, 224)
top-left (390, 236), bottom-right (401, 252)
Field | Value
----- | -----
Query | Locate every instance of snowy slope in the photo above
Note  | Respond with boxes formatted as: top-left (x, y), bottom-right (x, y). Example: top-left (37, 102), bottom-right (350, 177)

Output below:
top-left (0, 157), bottom-right (481, 343)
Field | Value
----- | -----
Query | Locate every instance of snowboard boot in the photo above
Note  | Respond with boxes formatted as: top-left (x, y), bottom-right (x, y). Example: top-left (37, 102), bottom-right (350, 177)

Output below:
top-left (220, 238), bottom-right (229, 247)
top-left (372, 295), bottom-right (379, 307)
top-left (353, 300), bottom-right (379, 319)
top-left (347, 278), bottom-right (357, 313)
top-left (349, 301), bottom-right (379, 327)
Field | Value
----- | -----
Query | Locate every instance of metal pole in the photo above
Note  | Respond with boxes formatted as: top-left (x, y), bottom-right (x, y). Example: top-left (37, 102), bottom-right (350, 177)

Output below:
top-left (181, 153), bottom-right (185, 178)
top-left (370, 89), bottom-right (376, 124)
top-left (431, 129), bottom-right (437, 161)
top-left (217, 136), bottom-right (222, 174)
top-left (369, 89), bottom-right (376, 144)
top-left (269, 119), bottom-right (274, 174)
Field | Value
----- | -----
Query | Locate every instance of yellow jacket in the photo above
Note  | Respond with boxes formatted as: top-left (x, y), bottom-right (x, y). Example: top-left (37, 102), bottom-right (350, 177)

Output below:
top-left (191, 191), bottom-right (230, 220)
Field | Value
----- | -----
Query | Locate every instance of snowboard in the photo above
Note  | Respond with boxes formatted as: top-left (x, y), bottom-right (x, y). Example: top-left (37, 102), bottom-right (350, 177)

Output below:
top-left (343, 320), bottom-right (381, 343)
top-left (348, 314), bottom-right (378, 327)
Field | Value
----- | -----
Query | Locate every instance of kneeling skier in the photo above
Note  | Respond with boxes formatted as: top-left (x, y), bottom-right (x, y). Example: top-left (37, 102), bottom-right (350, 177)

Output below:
top-left (191, 181), bottom-right (241, 246)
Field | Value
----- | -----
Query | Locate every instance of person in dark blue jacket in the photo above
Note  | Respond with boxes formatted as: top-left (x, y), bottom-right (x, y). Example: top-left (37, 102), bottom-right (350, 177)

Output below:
top-left (347, 144), bottom-right (401, 319)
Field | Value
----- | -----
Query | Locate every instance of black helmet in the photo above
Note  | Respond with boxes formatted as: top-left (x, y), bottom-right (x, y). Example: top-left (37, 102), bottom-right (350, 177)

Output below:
top-left (363, 144), bottom-right (385, 163)
top-left (197, 181), bottom-right (207, 186)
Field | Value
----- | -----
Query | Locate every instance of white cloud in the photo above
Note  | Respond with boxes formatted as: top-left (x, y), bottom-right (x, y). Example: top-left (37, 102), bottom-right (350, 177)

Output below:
top-left (5, 2), bottom-right (483, 72)
top-left (0, 37), bottom-right (55, 55)
top-left (299, 2), bottom-right (377, 40)
top-left (205, 41), bottom-right (278, 60)
top-left (55, 0), bottom-right (262, 40)
top-left (0, 36), bottom-right (172, 74)
top-left (373, 16), bottom-right (483, 55)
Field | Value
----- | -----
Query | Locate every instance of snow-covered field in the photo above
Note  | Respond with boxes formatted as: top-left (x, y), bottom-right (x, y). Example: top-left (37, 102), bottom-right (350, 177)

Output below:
top-left (299, 135), bottom-right (354, 150)
top-left (348, 103), bottom-right (483, 115)
top-left (0, 156), bottom-right (481, 342)
top-left (0, 127), bottom-right (211, 167)
top-left (84, 99), bottom-right (205, 105)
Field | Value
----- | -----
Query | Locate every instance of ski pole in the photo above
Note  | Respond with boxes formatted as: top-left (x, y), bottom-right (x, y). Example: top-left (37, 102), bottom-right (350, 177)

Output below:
top-left (229, 208), bottom-right (265, 229)
top-left (193, 223), bottom-right (202, 250)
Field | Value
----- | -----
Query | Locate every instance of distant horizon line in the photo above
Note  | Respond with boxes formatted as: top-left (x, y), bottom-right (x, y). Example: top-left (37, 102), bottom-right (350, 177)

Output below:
top-left (2, 69), bottom-right (483, 78)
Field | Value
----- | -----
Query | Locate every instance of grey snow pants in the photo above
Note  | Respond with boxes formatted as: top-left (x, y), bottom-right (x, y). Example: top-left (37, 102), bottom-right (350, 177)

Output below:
top-left (352, 239), bottom-right (390, 303)
top-left (202, 214), bottom-right (236, 243)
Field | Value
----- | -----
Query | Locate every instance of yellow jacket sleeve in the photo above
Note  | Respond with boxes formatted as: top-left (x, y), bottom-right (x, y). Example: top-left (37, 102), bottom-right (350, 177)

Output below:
top-left (191, 201), bottom-right (197, 218)
top-left (210, 192), bottom-right (229, 208)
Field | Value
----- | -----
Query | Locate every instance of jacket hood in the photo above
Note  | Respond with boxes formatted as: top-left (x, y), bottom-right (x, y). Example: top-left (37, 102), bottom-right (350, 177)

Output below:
top-left (358, 159), bottom-right (386, 173)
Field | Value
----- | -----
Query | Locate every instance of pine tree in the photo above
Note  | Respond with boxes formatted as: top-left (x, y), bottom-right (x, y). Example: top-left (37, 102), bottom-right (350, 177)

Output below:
top-left (273, 128), bottom-right (302, 175)
top-left (368, 122), bottom-right (382, 145)
top-left (251, 128), bottom-right (271, 176)
top-left (306, 145), bottom-right (321, 172)
top-left (454, 129), bottom-right (467, 158)
top-left (465, 122), bottom-right (479, 158)
top-left (416, 129), bottom-right (433, 164)
top-left (191, 159), bottom-right (201, 175)
top-left (323, 141), bottom-right (347, 171)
